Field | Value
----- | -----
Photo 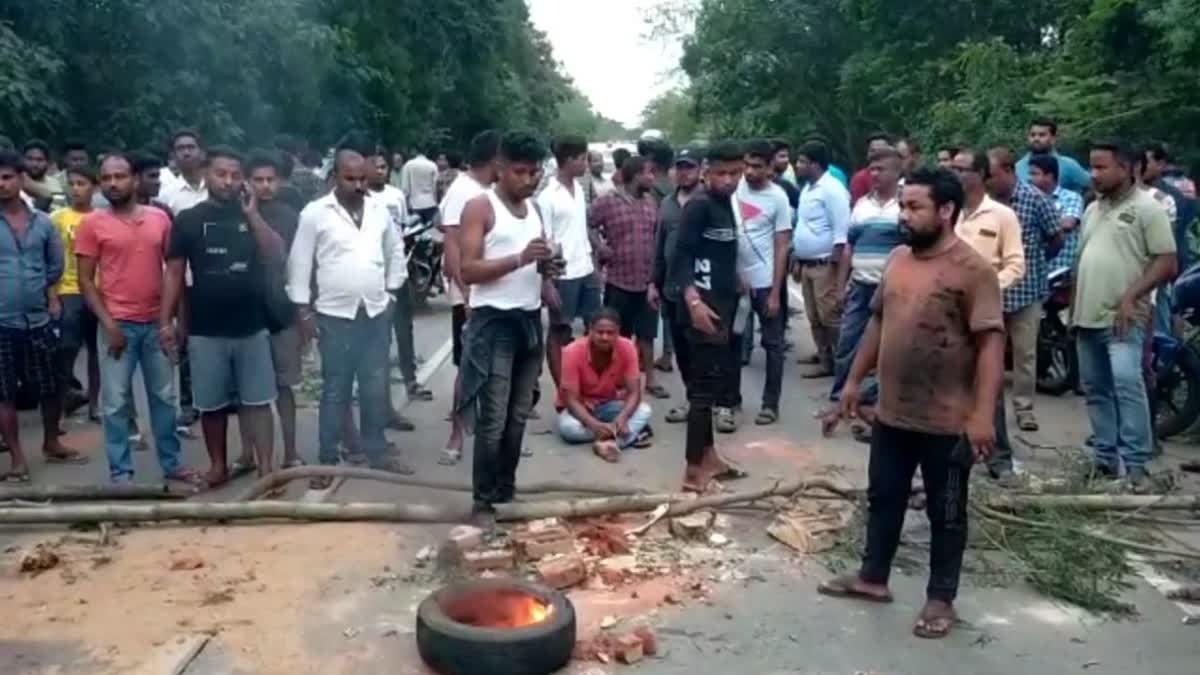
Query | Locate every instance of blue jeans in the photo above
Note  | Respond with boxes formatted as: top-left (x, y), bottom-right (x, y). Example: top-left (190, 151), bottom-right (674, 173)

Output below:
top-left (97, 321), bottom-right (181, 481)
top-left (317, 308), bottom-right (391, 465)
top-left (1076, 325), bottom-right (1152, 471)
top-left (1154, 283), bottom-right (1173, 337)
top-left (557, 399), bottom-right (653, 448)
top-left (830, 280), bottom-right (878, 404)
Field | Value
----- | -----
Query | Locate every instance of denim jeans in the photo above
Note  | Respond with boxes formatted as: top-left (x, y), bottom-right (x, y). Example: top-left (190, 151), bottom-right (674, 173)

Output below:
top-left (830, 280), bottom-right (877, 403)
top-left (860, 421), bottom-right (971, 602)
top-left (557, 399), bottom-right (653, 448)
top-left (97, 321), bottom-right (181, 481)
top-left (468, 314), bottom-right (543, 507)
top-left (732, 287), bottom-right (786, 411)
top-left (391, 283), bottom-right (418, 384)
top-left (1076, 325), bottom-right (1152, 471)
top-left (317, 308), bottom-right (391, 465)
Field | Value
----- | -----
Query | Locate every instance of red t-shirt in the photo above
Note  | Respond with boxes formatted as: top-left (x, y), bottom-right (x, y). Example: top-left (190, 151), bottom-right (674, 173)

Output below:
top-left (556, 336), bottom-right (640, 409)
top-left (850, 168), bottom-right (872, 206)
top-left (74, 206), bottom-right (172, 323)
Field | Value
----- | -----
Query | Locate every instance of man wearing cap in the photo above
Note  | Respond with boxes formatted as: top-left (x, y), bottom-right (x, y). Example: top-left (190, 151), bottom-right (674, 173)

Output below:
top-left (651, 145), bottom-right (705, 423)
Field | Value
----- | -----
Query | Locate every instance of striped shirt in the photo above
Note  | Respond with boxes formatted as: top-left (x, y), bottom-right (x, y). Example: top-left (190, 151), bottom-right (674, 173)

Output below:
top-left (847, 192), bottom-right (902, 285)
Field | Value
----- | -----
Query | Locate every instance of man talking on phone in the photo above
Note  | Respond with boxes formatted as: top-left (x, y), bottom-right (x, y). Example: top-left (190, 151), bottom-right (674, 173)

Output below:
top-left (161, 146), bottom-right (285, 487)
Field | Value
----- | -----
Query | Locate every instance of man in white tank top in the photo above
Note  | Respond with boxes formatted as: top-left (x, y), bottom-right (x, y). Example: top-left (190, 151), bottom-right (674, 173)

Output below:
top-left (457, 132), bottom-right (559, 524)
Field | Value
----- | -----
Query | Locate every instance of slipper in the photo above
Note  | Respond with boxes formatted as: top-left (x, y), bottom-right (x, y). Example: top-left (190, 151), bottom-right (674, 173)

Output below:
top-left (43, 450), bottom-right (90, 465)
top-left (230, 459), bottom-right (257, 478)
top-left (371, 456), bottom-right (416, 475)
top-left (439, 448), bottom-right (462, 466)
top-left (308, 475), bottom-right (335, 490)
top-left (715, 408), bottom-right (737, 433)
top-left (816, 575), bottom-right (894, 604)
top-left (713, 465), bottom-right (749, 481)
top-left (165, 467), bottom-right (207, 488)
top-left (754, 408), bottom-right (778, 425)
top-left (913, 611), bottom-right (956, 639)
top-left (631, 428), bottom-right (654, 449)
top-left (4, 470), bottom-right (31, 484)
top-left (645, 384), bottom-right (671, 399)
top-left (665, 405), bottom-right (689, 424)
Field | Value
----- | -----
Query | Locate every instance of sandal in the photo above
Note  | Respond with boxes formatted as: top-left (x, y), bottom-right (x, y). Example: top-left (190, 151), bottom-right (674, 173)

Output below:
top-left (165, 467), bottom-right (207, 488)
top-left (713, 465), bottom-right (749, 481)
top-left (816, 574), bottom-right (894, 604)
top-left (43, 449), bottom-right (90, 465)
top-left (308, 475), bottom-right (335, 490)
top-left (439, 448), bottom-right (463, 466)
top-left (645, 383), bottom-right (671, 400)
top-left (912, 603), bottom-right (957, 639)
top-left (665, 403), bottom-right (689, 424)
top-left (631, 428), bottom-right (654, 449)
top-left (754, 408), bottom-right (778, 425)
top-left (715, 407), bottom-right (737, 433)
top-left (371, 456), bottom-right (415, 475)
top-left (4, 470), bottom-right (31, 484)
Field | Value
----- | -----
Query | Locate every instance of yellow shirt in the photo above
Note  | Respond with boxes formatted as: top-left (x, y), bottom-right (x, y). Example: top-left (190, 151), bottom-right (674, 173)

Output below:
top-left (955, 195), bottom-right (1025, 290)
top-left (50, 207), bottom-right (87, 295)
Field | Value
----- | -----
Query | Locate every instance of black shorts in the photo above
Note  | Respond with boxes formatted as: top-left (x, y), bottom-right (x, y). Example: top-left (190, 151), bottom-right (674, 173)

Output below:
top-left (604, 284), bottom-right (656, 341)
top-left (452, 304), bottom-right (467, 367)
top-left (0, 324), bottom-right (59, 405)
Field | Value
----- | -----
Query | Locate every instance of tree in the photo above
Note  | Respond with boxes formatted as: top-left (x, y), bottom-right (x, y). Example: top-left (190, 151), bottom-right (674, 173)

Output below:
top-left (640, 88), bottom-right (701, 145)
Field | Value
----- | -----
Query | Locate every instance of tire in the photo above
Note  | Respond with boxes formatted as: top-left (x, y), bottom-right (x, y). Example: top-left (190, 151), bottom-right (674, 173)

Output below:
top-left (1155, 346), bottom-right (1200, 439)
top-left (416, 578), bottom-right (576, 675)
top-left (1036, 320), bottom-right (1076, 396)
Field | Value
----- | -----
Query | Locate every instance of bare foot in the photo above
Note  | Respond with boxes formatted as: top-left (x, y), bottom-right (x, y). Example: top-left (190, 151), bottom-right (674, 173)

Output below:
top-left (592, 440), bottom-right (620, 463)
top-left (42, 442), bottom-right (89, 465)
top-left (912, 599), bottom-right (956, 639)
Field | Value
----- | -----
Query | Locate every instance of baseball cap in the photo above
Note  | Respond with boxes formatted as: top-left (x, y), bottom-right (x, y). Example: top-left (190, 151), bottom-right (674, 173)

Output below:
top-left (676, 145), bottom-right (702, 167)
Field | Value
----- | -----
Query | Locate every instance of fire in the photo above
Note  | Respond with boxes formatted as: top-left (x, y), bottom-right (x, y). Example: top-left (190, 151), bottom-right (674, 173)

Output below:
top-left (447, 590), bottom-right (555, 628)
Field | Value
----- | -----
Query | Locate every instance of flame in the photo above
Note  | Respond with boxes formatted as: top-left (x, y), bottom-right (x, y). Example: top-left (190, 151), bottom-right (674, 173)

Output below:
top-left (527, 600), bottom-right (553, 624)
top-left (448, 590), bottom-right (555, 628)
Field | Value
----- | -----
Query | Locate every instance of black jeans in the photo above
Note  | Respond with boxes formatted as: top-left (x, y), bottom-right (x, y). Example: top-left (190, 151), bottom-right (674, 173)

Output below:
top-left (733, 288), bottom-right (786, 410)
top-left (860, 420), bottom-right (972, 603)
top-left (663, 299), bottom-right (691, 391)
top-left (465, 311), bottom-right (543, 507)
top-left (987, 392), bottom-right (1014, 475)
top-left (390, 284), bottom-right (418, 384)
top-left (684, 333), bottom-right (738, 465)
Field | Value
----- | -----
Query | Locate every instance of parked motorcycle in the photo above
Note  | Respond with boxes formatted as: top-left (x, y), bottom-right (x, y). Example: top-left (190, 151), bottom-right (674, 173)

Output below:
top-left (403, 213), bottom-right (444, 305)
top-left (1154, 266), bottom-right (1200, 438)
top-left (1037, 266), bottom-right (1079, 395)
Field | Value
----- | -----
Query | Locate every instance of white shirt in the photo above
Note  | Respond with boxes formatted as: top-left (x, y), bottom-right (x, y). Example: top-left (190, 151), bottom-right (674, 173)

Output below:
top-left (793, 171), bottom-right (852, 260)
top-left (367, 184), bottom-right (409, 264)
top-left (536, 176), bottom-right (594, 280)
top-left (398, 154), bottom-right (439, 211)
top-left (287, 191), bottom-right (407, 319)
top-left (159, 176), bottom-right (208, 216)
top-left (439, 172), bottom-right (488, 306)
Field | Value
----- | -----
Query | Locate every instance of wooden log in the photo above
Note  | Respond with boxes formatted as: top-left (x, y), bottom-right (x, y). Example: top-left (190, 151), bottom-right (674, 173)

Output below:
top-left (0, 501), bottom-right (470, 525)
top-left (985, 494), bottom-right (1200, 512)
top-left (0, 483), bottom-right (186, 501)
top-left (237, 466), bottom-right (644, 501)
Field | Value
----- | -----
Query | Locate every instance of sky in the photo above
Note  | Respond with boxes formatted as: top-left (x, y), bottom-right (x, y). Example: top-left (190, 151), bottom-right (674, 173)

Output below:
top-left (527, 0), bottom-right (684, 129)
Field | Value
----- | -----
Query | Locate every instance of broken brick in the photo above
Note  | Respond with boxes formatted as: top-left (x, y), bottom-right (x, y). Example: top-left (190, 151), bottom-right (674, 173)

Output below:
top-left (462, 549), bottom-right (513, 572)
top-left (513, 526), bottom-right (575, 560)
top-left (616, 633), bottom-right (644, 664)
top-left (596, 555), bottom-right (637, 585)
top-left (446, 525), bottom-right (484, 553)
top-left (633, 626), bottom-right (658, 656)
top-left (536, 554), bottom-right (587, 589)
top-left (669, 511), bottom-right (714, 540)
top-left (577, 524), bottom-right (632, 556)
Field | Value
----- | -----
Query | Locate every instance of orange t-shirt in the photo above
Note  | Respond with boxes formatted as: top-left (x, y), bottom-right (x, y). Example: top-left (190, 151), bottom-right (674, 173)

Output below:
top-left (74, 206), bottom-right (172, 323)
top-left (556, 336), bottom-right (640, 409)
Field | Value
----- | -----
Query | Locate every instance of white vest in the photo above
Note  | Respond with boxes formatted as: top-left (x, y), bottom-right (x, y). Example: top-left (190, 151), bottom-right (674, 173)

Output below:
top-left (469, 189), bottom-right (544, 311)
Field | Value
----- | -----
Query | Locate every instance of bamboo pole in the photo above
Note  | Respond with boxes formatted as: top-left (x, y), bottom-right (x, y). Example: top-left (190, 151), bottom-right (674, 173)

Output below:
top-left (985, 494), bottom-right (1200, 512)
top-left (0, 484), bottom-right (186, 501)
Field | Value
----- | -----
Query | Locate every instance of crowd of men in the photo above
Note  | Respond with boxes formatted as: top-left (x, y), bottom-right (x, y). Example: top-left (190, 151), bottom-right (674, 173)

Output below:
top-left (0, 116), bottom-right (1195, 638)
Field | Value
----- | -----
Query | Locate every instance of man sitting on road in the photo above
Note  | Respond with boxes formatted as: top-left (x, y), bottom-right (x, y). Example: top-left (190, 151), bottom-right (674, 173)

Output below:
top-left (556, 308), bottom-right (653, 462)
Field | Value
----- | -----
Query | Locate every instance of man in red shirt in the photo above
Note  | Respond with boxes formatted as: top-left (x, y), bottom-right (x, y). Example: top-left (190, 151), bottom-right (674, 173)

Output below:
top-left (556, 308), bottom-right (653, 462)
top-left (849, 133), bottom-right (895, 205)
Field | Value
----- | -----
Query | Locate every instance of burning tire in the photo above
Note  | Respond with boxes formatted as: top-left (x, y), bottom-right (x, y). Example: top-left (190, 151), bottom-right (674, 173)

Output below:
top-left (416, 578), bottom-right (576, 675)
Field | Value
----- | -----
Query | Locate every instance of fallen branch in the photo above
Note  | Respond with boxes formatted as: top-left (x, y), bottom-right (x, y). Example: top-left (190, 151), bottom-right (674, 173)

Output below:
top-left (0, 484), bottom-right (186, 502)
top-left (237, 466), bottom-right (643, 501)
top-left (985, 494), bottom-right (1200, 512)
top-left (972, 504), bottom-right (1200, 561)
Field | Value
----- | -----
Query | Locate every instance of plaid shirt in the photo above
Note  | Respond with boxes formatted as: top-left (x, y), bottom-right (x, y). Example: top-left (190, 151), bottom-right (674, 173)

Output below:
top-left (589, 189), bottom-right (657, 291)
top-left (1003, 180), bottom-right (1060, 312)
top-left (1048, 186), bottom-right (1084, 271)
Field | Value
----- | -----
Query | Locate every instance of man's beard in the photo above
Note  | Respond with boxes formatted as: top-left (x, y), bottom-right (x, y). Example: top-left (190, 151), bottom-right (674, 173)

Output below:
top-left (902, 225), bottom-right (942, 251)
top-left (105, 192), bottom-right (134, 207)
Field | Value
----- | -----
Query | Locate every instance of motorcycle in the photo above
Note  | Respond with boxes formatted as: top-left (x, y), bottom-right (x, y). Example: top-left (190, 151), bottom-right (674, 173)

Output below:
top-left (402, 213), bottom-right (444, 305)
top-left (1154, 265), bottom-right (1200, 438)
top-left (1036, 266), bottom-right (1079, 395)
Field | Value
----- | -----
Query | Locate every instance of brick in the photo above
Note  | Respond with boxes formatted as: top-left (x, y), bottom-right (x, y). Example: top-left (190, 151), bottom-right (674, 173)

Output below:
top-left (669, 511), bottom-right (714, 540)
top-left (447, 525), bottom-right (484, 553)
top-left (462, 549), bottom-right (514, 572)
top-left (514, 526), bottom-right (575, 560)
top-left (596, 555), bottom-right (637, 585)
top-left (536, 554), bottom-right (587, 589)
top-left (633, 626), bottom-right (658, 656)
top-left (616, 633), bottom-right (644, 664)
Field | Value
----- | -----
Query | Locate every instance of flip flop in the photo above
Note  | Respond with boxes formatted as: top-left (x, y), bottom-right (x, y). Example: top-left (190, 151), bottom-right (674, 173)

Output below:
top-left (913, 612), bottom-right (956, 639)
top-left (4, 470), bottom-right (31, 484)
top-left (165, 468), bottom-right (207, 488)
top-left (665, 405), bottom-right (689, 424)
top-left (754, 408), bottom-right (778, 425)
top-left (230, 459), bottom-right (257, 478)
top-left (714, 465), bottom-right (749, 481)
top-left (308, 475), bottom-right (335, 490)
top-left (631, 429), bottom-right (654, 449)
top-left (371, 456), bottom-right (416, 476)
top-left (816, 576), bottom-right (894, 604)
top-left (438, 448), bottom-right (462, 466)
top-left (645, 384), bottom-right (671, 399)
top-left (43, 450), bottom-right (90, 465)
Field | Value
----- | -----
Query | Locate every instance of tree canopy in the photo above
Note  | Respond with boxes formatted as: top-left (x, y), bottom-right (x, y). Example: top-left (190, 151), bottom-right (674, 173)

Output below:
top-left (659, 0), bottom-right (1200, 169)
top-left (0, 0), bottom-right (613, 153)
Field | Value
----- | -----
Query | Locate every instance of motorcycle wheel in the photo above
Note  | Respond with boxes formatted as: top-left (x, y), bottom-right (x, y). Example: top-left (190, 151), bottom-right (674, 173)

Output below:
top-left (1155, 346), bottom-right (1200, 439)
top-left (1036, 327), bottom-right (1077, 396)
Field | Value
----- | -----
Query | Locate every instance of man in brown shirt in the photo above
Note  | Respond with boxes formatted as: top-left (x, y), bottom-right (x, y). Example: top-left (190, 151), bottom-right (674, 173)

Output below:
top-left (818, 168), bottom-right (1005, 640)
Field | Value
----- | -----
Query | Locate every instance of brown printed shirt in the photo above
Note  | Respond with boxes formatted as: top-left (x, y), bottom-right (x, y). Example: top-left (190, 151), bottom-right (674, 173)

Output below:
top-left (870, 238), bottom-right (1005, 435)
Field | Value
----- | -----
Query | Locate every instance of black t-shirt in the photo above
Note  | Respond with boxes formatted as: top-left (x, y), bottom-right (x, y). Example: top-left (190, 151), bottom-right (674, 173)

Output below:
top-left (167, 199), bottom-right (266, 338)
top-left (673, 190), bottom-right (739, 339)
top-left (773, 176), bottom-right (800, 210)
top-left (259, 199), bottom-right (299, 251)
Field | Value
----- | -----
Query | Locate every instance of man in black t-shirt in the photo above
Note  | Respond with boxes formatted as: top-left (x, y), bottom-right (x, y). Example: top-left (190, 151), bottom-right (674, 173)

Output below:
top-left (160, 147), bottom-right (287, 487)
top-left (673, 141), bottom-right (750, 493)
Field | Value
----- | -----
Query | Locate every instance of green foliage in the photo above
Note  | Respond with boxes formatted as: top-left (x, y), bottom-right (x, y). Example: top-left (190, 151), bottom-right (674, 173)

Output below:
top-left (641, 88), bottom-right (702, 145)
top-left (668, 0), bottom-right (1200, 169)
top-left (0, 0), bottom-right (575, 152)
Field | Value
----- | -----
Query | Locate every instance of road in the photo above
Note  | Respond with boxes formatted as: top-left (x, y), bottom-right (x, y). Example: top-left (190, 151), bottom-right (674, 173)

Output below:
top-left (3, 290), bottom-right (1200, 674)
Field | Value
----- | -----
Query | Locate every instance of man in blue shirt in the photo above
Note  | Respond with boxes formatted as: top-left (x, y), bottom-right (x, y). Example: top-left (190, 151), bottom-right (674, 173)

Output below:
top-left (0, 150), bottom-right (89, 482)
top-left (1016, 116), bottom-right (1090, 193)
